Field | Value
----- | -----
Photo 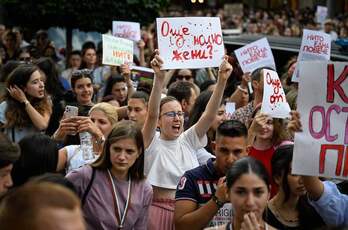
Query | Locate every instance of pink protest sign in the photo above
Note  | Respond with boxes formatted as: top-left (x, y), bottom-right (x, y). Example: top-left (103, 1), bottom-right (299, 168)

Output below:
top-left (234, 37), bottom-right (276, 73)
top-left (261, 69), bottom-right (290, 118)
top-left (112, 21), bottom-right (141, 41)
top-left (156, 17), bottom-right (225, 70)
top-left (292, 61), bottom-right (348, 179)
top-left (292, 29), bottom-right (331, 82)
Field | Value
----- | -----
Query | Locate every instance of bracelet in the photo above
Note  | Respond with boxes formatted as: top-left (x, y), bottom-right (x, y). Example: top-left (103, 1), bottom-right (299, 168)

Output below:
top-left (237, 85), bottom-right (248, 93)
top-left (211, 194), bottom-right (224, 209)
top-left (23, 100), bottom-right (30, 107)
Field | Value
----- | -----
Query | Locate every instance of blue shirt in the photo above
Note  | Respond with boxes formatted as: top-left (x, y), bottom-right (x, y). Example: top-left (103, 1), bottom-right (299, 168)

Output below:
top-left (308, 181), bottom-right (348, 226)
top-left (175, 158), bottom-right (232, 227)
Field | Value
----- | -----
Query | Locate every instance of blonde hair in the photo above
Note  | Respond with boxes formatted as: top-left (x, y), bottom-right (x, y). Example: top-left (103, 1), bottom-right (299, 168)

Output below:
top-left (89, 102), bottom-right (118, 125)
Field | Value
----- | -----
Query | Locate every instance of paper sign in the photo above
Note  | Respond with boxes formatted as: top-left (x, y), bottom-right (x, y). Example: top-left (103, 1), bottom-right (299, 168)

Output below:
top-left (234, 38), bottom-right (276, 74)
top-left (156, 17), bottom-right (225, 70)
top-left (316, 6), bottom-right (328, 24)
top-left (292, 61), bottom-right (348, 179)
top-left (112, 21), bottom-right (141, 41)
top-left (292, 29), bottom-right (331, 82)
top-left (131, 66), bottom-right (154, 85)
top-left (102, 34), bottom-right (133, 66)
top-left (225, 102), bottom-right (236, 119)
top-left (261, 69), bottom-right (290, 118)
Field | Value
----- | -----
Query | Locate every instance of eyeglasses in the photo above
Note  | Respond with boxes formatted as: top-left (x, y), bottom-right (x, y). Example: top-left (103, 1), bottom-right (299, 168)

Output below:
top-left (160, 111), bottom-right (185, 118)
top-left (72, 69), bottom-right (93, 76)
top-left (176, 75), bottom-right (193, 81)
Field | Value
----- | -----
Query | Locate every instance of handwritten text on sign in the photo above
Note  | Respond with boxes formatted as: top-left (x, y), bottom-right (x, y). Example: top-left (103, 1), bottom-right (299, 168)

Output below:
top-left (102, 34), bottom-right (133, 66)
top-left (261, 69), bottom-right (290, 118)
top-left (112, 21), bottom-right (141, 41)
top-left (156, 17), bottom-right (225, 69)
top-left (291, 29), bottom-right (331, 82)
top-left (234, 37), bottom-right (276, 73)
top-left (292, 61), bottom-right (348, 179)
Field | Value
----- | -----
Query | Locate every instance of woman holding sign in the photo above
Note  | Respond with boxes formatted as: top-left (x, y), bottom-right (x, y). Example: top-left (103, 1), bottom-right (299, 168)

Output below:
top-left (143, 50), bottom-right (232, 229)
top-left (266, 144), bottom-right (325, 229)
top-left (247, 106), bottom-right (291, 197)
top-left (288, 111), bottom-right (348, 227)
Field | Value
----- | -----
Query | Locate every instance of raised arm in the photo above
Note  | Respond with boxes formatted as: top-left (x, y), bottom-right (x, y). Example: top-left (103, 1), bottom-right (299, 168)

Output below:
top-left (175, 177), bottom-right (227, 230)
top-left (120, 64), bottom-right (135, 98)
top-left (8, 85), bottom-right (51, 130)
top-left (194, 56), bottom-right (232, 139)
top-left (142, 50), bottom-right (166, 148)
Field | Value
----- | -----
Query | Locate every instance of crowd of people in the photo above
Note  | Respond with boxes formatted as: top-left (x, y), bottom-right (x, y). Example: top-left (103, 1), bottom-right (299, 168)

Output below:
top-left (0, 3), bottom-right (347, 230)
top-left (162, 6), bottom-right (348, 39)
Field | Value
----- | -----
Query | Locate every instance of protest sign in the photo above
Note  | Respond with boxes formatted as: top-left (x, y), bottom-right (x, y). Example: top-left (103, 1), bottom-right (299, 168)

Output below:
top-left (261, 69), bottom-right (291, 118)
top-left (292, 61), bottom-right (348, 179)
top-left (156, 17), bottom-right (225, 70)
top-left (234, 38), bottom-right (276, 73)
top-left (102, 34), bottom-right (133, 66)
top-left (316, 6), bottom-right (328, 24)
top-left (225, 102), bottom-right (236, 119)
top-left (130, 66), bottom-right (154, 85)
top-left (292, 29), bottom-right (331, 82)
top-left (112, 21), bottom-right (141, 41)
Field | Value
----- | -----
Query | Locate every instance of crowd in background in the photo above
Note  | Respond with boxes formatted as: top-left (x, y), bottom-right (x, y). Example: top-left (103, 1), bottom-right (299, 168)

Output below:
top-left (0, 3), bottom-right (347, 230)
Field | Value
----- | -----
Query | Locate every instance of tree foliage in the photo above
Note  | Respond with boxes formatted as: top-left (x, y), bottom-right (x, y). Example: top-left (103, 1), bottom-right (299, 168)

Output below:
top-left (1, 0), bottom-right (169, 31)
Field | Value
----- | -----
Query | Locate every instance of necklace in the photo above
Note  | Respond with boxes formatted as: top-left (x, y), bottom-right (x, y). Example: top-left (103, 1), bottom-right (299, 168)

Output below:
top-left (268, 201), bottom-right (299, 226)
top-left (107, 169), bottom-right (132, 229)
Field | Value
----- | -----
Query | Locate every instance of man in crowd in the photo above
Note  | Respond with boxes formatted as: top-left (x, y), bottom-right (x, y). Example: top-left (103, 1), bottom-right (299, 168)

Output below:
top-left (167, 81), bottom-right (198, 130)
top-left (127, 90), bottom-right (149, 128)
top-left (0, 182), bottom-right (86, 230)
top-left (0, 133), bottom-right (20, 196)
top-left (174, 120), bottom-right (248, 229)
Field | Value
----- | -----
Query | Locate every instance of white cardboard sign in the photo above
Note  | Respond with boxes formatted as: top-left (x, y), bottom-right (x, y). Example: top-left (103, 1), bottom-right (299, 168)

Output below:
top-left (102, 34), bottom-right (133, 66)
top-left (234, 37), bottom-right (276, 73)
top-left (112, 21), bottom-right (141, 41)
top-left (292, 61), bottom-right (348, 179)
top-left (261, 69), bottom-right (291, 118)
top-left (156, 17), bottom-right (225, 70)
top-left (292, 29), bottom-right (331, 82)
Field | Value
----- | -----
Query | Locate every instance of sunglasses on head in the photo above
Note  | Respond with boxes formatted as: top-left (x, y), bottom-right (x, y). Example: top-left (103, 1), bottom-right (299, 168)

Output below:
top-left (72, 69), bottom-right (93, 76)
top-left (176, 75), bottom-right (192, 80)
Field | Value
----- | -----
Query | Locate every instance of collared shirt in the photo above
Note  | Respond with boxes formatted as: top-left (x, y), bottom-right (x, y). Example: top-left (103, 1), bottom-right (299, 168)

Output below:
top-left (308, 181), bottom-right (348, 226)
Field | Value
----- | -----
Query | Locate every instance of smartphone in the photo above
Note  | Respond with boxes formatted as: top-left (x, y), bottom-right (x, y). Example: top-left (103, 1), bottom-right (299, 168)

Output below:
top-left (64, 105), bottom-right (78, 118)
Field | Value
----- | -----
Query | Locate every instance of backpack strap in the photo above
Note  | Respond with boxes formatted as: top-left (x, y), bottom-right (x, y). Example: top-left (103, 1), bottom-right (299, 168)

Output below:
top-left (81, 166), bottom-right (96, 207)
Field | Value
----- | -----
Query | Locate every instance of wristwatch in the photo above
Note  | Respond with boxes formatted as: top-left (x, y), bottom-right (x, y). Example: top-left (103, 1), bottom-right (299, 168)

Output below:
top-left (211, 194), bottom-right (224, 208)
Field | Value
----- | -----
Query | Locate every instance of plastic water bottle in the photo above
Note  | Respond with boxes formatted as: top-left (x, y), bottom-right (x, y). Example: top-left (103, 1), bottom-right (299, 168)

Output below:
top-left (79, 132), bottom-right (94, 161)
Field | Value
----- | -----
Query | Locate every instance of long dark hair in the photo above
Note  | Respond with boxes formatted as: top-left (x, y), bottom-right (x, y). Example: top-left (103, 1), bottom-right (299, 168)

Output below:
top-left (4, 64), bottom-right (51, 128)
top-left (271, 145), bottom-right (326, 229)
top-left (35, 57), bottom-right (65, 97)
top-left (92, 120), bottom-right (145, 181)
top-left (226, 157), bottom-right (270, 190)
top-left (12, 134), bottom-right (59, 186)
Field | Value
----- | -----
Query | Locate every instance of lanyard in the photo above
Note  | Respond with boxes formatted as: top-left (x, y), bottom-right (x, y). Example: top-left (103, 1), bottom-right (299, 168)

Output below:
top-left (107, 169), bottom-right (132, 229)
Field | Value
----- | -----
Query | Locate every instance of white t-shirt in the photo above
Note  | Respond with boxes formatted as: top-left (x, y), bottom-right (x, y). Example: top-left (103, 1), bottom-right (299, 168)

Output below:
top-left (144, 126), bottom-right (207, 189)
top-left (65, 145), bottom-right (97, 173)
